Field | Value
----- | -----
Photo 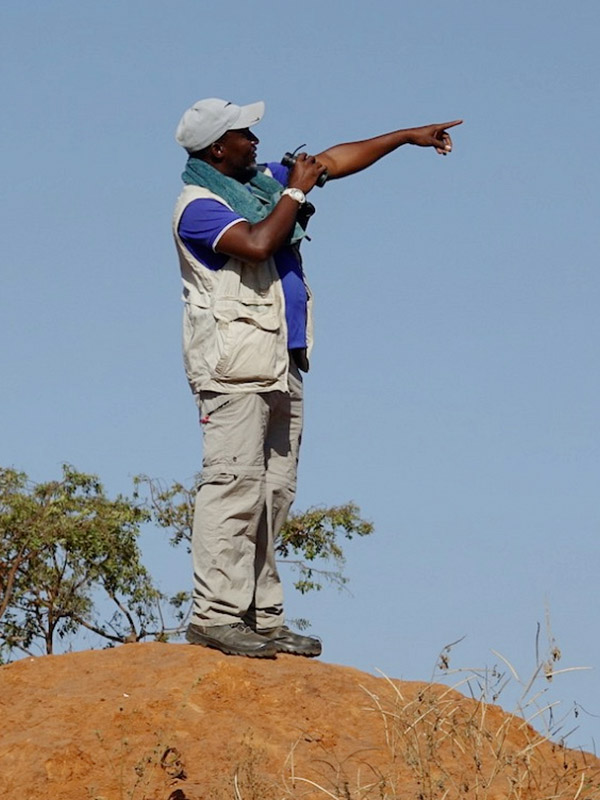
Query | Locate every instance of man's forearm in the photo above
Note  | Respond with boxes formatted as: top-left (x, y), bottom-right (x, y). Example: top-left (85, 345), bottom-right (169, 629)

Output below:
top-left (317, 130), bottom-right (415, 179)
top-left (317, 120), bottom-right (462, 179)
top-left (216, 195), bottom-right (301, 263)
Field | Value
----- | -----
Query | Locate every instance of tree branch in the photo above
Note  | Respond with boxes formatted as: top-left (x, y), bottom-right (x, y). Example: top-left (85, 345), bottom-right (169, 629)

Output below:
top-left (0, 546), bottom-right (27, 621)
top-left (69, 613), bottom-right (125, 644)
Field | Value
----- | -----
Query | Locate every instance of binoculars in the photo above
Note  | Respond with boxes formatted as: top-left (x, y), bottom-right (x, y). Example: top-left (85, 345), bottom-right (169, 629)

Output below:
top-left (281, 147), bottom-right (328, 187)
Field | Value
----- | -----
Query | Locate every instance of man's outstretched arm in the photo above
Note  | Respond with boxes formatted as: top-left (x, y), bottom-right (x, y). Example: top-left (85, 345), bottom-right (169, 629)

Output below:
top-left (316, 120), bottom-right (463, 179)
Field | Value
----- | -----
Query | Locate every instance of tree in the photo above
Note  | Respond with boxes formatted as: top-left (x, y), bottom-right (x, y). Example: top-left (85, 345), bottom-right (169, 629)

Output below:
top-left (0, 465), bottom-right (157, 660)
top-left (1, 466), bottom-right (374, 661)
top-left (136, 475), bottom-right (374, 595)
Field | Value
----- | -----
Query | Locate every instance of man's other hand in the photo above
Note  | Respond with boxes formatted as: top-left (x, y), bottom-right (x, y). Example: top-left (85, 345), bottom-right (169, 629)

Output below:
top-left (288, 153), bottom-right (328, 193)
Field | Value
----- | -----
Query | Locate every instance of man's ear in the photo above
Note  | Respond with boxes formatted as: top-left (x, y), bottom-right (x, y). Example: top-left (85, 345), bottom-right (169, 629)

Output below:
top-left (211, 140), bottom-right (225, 159)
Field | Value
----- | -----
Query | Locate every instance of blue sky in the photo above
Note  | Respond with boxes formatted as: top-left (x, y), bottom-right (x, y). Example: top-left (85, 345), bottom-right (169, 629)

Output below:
top-left (2, 1), bottom-right (599, 749)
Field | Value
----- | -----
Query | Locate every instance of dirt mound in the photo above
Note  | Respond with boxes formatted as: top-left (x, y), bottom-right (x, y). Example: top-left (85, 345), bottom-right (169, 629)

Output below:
top-left (1, 642), bottom-right (598, 799)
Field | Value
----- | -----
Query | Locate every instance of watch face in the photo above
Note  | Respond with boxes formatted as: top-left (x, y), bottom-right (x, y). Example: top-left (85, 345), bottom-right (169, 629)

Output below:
top-left (286, 188), bottom-right (305, 203)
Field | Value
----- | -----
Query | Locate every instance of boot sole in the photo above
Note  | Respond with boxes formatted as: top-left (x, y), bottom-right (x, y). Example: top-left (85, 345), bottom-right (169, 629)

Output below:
top-left (272, 643), bottom-right (322, 657)
top-left (185, 629), bottom-right (277, 659)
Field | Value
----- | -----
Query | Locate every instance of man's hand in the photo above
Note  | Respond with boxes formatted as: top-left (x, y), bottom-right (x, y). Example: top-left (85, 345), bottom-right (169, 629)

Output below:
top-left (406, 120), bottom-right (463, 155)
top-left (288, 152), bottom-right (328, 193)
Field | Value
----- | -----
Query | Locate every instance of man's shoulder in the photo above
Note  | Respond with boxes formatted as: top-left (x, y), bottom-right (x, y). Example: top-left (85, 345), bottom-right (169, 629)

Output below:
top-left (176, 184), bottom-right (235, 211)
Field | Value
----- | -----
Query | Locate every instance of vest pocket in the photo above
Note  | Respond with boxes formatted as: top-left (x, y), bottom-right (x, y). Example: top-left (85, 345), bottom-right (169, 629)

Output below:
top-left (212, 300), bottom-right (280, 383)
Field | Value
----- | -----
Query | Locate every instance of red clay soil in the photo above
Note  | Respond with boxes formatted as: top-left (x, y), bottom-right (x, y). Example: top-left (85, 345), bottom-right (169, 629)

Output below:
top-left (1, 642), bottom-right (599, 800)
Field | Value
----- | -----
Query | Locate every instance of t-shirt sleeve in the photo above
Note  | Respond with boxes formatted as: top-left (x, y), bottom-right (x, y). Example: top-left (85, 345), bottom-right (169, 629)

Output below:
top-left (262, 161), bottom-right (290, 187)
top-left (178, 198), bottom-right (246, 253)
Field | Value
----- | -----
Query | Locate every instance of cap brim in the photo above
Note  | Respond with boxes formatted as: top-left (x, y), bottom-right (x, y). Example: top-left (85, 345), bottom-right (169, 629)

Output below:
top-left (232, 100), bottom-right (265, 130)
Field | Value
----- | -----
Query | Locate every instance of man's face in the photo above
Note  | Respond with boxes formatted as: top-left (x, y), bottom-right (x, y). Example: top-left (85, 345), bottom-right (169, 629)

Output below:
top-left (216, 127), bottom-right (260, 183)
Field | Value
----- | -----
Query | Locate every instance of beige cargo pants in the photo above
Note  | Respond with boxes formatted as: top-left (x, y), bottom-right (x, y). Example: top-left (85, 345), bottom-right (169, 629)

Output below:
top-left (190, 362), bottom-right (303, 630)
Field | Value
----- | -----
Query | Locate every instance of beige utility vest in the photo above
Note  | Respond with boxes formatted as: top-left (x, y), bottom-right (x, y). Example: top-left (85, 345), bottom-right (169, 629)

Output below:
top-left (173, 185), bottom-right (313, 395)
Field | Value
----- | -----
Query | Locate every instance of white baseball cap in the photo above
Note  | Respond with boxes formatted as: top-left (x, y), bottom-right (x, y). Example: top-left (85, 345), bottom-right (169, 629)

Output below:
top-left (175, 97), bottom-right (265, 152)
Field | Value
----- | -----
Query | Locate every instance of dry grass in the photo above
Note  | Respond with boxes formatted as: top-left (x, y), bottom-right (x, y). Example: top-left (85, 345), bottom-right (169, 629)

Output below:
top-left (276, 625), bottom-right (600, 800)
top-left (276, 677), bottom-right (600, 800)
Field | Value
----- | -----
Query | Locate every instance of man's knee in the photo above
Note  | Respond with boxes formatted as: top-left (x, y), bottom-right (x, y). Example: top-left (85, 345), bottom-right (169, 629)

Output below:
top-left (196, 466), bottom-right (267, 525)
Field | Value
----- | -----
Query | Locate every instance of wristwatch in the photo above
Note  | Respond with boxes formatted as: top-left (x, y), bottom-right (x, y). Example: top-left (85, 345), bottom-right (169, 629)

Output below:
top-left (282, 187), bottom-right (306, 205)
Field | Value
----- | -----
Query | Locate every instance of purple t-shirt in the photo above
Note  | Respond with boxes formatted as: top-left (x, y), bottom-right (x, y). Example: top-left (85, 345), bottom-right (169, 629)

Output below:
top-left (178, 162), bottom-right (308, 349)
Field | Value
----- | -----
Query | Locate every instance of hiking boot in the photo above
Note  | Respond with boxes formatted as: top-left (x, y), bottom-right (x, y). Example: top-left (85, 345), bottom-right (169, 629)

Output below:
top-left (256, 625), bottom-right (322, 657)
top-left (185, 622), bottom-right (278, 658)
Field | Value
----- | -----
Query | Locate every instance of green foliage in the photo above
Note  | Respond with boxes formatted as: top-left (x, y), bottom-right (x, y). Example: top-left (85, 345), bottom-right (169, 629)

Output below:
top-left (133, 476), bottom-right (195, 551)
top-left (0, 465), bottom-right (157, 660)
top-left (137, 475), bottom-right (374, 594)
top-left (278, 503), bottom-right (374, 593)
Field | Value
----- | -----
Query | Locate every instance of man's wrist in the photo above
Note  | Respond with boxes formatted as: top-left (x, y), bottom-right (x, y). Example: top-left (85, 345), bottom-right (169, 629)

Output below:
top-left (404, 128), bottom-right (427, 147)
top-left (281, 187), bottom-right (306, 205)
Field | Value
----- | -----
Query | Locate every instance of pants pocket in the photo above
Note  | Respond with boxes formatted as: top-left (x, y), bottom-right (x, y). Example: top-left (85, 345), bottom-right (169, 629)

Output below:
top-left (197, 471), bottom-right (237, 488)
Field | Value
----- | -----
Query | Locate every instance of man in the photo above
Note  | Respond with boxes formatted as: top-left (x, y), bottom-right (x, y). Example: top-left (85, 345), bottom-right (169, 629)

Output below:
top-left (173, 98), bottom-right (461, 659)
